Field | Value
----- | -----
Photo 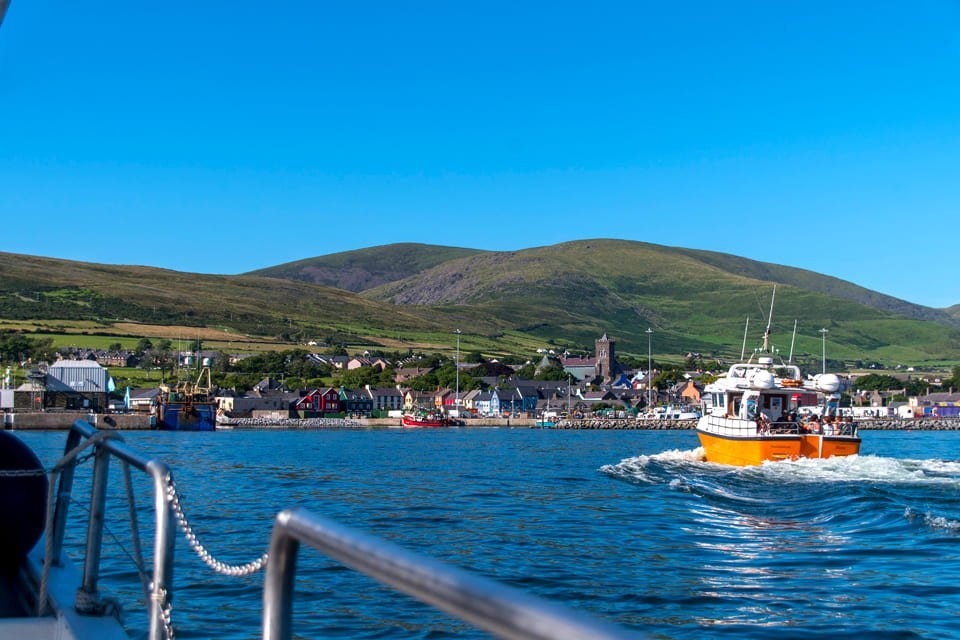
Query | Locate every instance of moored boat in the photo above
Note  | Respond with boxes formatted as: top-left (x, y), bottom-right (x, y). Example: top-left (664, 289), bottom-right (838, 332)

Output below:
top-left (158, 359), bottom-right (216, 431)
top-left (401, 412), bottom-right (454, 427)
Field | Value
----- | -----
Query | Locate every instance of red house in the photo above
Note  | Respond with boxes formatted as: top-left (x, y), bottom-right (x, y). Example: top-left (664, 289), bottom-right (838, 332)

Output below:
top-left (296, 387), bottom-right (341, 414)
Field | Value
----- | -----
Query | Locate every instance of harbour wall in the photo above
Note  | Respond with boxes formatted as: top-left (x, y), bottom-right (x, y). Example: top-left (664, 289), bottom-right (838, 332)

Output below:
top-left (2, 412), bottom-right (155, 430)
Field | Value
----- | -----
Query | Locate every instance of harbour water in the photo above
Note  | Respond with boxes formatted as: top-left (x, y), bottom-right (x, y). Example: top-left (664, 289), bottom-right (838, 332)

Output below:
top-left (18, 428), bottom-right (960, 639)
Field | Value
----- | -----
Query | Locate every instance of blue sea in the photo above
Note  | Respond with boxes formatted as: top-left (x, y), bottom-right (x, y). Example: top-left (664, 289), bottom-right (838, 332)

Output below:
top-left (18, 428), bottom-right (960, 639)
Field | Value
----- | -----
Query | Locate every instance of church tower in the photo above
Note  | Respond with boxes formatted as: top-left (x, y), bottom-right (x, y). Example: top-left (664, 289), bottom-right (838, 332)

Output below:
top-left (595, 333), bottom-right (618, 381)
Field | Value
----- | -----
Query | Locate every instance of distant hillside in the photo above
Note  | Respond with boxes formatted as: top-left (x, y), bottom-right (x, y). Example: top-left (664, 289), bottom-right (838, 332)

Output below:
top-left (671, 248), bottom-right (959, 327)
top-left (948, 305), bottom-right (960, 319)
top-left (0, 251), bottom-right (449, 340)
top-left (247, 243), bottom-right (485, 292)
top-left (363, 239), bottom-right (960, 361)
top-left (2, 243), bottom-right (959, 365)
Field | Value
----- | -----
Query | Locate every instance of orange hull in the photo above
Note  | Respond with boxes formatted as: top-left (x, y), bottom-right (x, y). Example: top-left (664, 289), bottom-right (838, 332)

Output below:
top-left (697, 430), bottom-right (860, 466)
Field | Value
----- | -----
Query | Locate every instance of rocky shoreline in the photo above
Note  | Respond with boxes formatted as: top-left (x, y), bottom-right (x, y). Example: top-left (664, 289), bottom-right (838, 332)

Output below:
top-left (552, 418), bottom-right (960, 430)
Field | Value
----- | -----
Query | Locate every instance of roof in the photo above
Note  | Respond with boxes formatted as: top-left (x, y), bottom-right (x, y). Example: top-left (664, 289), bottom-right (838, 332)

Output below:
top-left (368, 387), bottom-right (403, 397)
top-left (561, 357), bottom-right (596, 368)
top-left (50, 359), bottom-right (105, 369)
top-left (130, 388), bottom-right (161, 399)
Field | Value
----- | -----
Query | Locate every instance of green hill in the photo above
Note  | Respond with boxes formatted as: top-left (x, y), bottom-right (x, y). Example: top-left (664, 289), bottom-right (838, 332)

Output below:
top-left (362, 239), bottom-right (960, 362)
top-left (0, 251), bottom-right (451, 342)
top-left (247, 243), bottom-right (485, 292)
top-left (2, 242), bottom-right (958, 366)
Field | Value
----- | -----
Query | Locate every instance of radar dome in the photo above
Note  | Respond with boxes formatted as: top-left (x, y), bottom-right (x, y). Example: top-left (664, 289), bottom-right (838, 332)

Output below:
top-left (815, 374), bottom-right (841, 393)
top-left (750, 370), bottom-right (776, 390)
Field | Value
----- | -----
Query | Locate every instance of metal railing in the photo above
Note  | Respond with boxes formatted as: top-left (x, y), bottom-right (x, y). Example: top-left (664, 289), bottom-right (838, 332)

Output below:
top-left (702, 415), bottom-right (858, 438)
top-left (51, 420), bottom-right (175, 640)
top-left (263, 507), bottom-right (638, 640)
top-left (51, 421), bottom-right (638, 640)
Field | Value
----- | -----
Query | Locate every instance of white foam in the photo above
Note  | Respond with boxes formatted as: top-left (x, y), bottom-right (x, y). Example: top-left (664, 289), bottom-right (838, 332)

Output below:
top-left (754, 455), bottom-right (960, 486)
top-left (904, 507), bottom-right (960, 533)
top-left (603, 449), bottom-right (960, 488)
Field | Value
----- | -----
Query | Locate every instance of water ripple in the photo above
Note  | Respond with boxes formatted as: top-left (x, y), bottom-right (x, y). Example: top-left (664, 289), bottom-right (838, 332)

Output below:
top-left (15, 429), bottom-right (960, 638)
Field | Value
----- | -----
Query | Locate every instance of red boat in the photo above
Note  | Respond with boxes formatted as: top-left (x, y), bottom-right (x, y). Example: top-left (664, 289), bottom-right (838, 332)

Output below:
top-left (402, 413), bottom-right (454, 428)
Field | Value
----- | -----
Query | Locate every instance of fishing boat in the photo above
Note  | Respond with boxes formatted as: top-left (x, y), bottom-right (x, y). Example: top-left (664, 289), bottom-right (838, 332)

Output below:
top-left (157, 356), bottom-right (216, 431)
top-left (696, 292), bottom-right (860, 466)
top-left (401, 412), bottom-right (454, 427)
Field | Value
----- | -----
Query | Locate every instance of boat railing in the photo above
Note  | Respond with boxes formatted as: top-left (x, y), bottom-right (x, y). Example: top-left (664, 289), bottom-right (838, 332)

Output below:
top-left (52, 421), bottom-right (638, 640)
top-left (703, 415), bottom-right (858, 438)
top-left (263, 507), bottom-right (637, 640)
top-left (51, 419), bottom-right (176, 640)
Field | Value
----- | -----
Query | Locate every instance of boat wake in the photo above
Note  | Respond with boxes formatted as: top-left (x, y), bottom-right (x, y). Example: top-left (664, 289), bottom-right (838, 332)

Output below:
top-left (602, 450), bottom-right (960, 488)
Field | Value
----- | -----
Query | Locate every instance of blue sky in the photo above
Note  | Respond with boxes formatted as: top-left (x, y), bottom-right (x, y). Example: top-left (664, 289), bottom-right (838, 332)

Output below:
top-left (1, 1), bottom-right (959, 308)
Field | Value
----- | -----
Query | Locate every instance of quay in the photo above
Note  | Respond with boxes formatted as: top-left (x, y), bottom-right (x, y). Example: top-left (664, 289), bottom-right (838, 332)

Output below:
top-left (4, 413), bottom-right (960, 431)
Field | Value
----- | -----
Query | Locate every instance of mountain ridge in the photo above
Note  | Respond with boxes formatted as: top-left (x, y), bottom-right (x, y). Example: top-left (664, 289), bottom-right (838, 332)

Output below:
top-left (247, 243), bottom-right (485, 292)
top-left (1, 242), bottom-right (958, 363)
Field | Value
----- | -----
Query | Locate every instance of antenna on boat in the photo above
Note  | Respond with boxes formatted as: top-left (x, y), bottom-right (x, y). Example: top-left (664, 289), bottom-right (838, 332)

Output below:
top-left (740, 317), bottom-right (750, 361)
top-left (788, 319), bottom-right (798, 363)
top-left (761, 285), bottom-right (776, 353)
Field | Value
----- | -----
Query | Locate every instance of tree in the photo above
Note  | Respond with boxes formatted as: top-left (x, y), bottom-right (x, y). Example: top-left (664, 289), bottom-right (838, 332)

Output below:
top-left (652, 369), bottom-right (684, 389)
top-left (108, 342), bottom-right (123, 352)
top-left (513, 363), bottom-right (536, 379)
top-left (135, 338), bottom-right (153, 355)
top-left (903, 378), bottom-right (928, 397)
top-left (534, 364), bottom-right (569, 381)
top-left (853, 374), bottom-right (903, 391)
top-left (0, 331), bottom-right (55, 363)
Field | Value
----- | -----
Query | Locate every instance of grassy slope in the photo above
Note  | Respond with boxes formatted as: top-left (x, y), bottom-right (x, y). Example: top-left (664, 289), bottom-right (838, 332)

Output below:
top-left (364, 239), bottom-right (960, 361)
top-left (3, 242), bottom-right (958, 364)
top-left (247, 243), bottom-right (486, 291)
top-left (0, 251), bottom-right (451, 338)
top-left (671, 247), bottom-right (959, 326)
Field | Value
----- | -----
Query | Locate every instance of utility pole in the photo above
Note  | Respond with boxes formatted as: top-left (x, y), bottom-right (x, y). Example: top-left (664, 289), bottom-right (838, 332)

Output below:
top-left (646, 328), bottom-right (654, 410)
top-left (454, 329), bottom-right (461, 416)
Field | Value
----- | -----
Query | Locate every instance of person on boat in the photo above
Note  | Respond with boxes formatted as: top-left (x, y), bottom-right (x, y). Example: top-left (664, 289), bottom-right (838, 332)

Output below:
top-left (822, 415), bottom-right (835, 436)
top-left (756, 412), bottom-right (772, 434)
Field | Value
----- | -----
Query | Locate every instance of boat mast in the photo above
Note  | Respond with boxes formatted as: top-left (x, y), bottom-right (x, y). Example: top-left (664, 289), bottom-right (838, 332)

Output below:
top-left (740, 317), bottom-right (750, 361)
top-left (762, 285), bottom-right (776, 354)
top-left (788, 319), bottom-right (798, 363)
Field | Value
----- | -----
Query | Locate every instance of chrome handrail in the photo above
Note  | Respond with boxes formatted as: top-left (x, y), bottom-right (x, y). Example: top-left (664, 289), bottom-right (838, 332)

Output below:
top-left (263, 507), bottom-right (639, 640)
top-left (52, 420), bottom-right (175, 640)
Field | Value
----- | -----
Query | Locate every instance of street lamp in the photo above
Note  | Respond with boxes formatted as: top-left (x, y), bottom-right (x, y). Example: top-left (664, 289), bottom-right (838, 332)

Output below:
top-left (646, 328), bottom-right (654, 410)
top-left (819, 328), bottom-right (829, 375)
top-left (454, 329), bottom-right (462, 416)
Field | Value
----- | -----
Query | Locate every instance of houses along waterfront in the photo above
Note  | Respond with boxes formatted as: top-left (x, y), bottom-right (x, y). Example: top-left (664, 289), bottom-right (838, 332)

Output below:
top-left (2, 332), bottom-right (959, 429)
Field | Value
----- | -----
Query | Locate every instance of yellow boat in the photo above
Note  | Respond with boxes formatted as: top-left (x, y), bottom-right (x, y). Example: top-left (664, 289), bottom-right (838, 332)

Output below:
top-left (696, 356), bottom-right (861, 466)
top-left (697, 289), bottom-right (861, 466)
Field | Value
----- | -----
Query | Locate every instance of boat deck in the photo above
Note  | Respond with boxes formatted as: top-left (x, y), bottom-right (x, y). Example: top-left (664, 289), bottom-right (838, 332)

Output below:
top-left (0, 546), bottom-right (129, 640)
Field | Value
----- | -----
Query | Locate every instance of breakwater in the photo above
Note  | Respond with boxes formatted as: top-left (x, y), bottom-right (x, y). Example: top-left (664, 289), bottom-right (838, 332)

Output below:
top-left (552, 418), bottom-right (960, 430)
top-left (225, 417), bottom-right (361, 429)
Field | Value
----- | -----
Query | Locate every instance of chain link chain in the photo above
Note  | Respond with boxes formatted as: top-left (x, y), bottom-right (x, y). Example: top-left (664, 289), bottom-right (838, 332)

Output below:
top-left (0, 467), bottom-right (48, 477)
top-left (165, 474), bottom-right (269, 577)
top-left (153, 586), bottom-right (175, 640)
